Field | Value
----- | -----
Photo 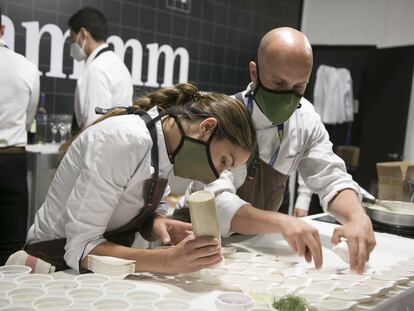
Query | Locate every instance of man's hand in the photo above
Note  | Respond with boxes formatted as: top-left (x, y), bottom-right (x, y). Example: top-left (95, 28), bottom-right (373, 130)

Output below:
top-left (331, 214), bottom-right (376, 274)
top-left (152, 216), bottom-right (192, 245)
top-left (294, 208), bottom-right (308, 218)
top-left (280, 215), bottom-right (323, 268)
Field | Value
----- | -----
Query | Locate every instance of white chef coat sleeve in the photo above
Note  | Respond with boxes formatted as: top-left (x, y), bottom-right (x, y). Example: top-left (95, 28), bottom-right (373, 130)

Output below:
top-left (63, 131), bottom-right (150, 271)
top-left (79, 66), bottom-right (113, 128)
top-left (25, 67), bottom-right (40, 130)
top-left (178, 170), bottom-right (249, 238)
top-left (297, 114), bottom-right (361, 212)
top-left (294, 173), bottom-right (313, 212)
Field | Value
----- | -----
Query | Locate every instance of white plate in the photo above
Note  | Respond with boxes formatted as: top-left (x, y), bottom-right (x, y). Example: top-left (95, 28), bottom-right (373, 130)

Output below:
top-left (297, 292), bottom-right (328, 304)
top-left (333, 280), bottom-right (358, 290)
top-left (282, 266), bottom-right (307, 277)
top-left (300, 281), bottom-right (338, 294)
top-left (328, 290), bottom-right (372, 303)
top-left (316, 299), bottom-right (358, 311)
top-left (371, 273), bottom-right (409, 285)
top-left (243, 267), bottom-right (274, 276)
top-left (201, 268), bottom-right (228, 285)
top-left (227, 252), bottom-right (257, 261)
top-left (225, 262), bottom-right (251, 272)
top-left (266, 286), bottom-right (295, 298)
top-left (348, 285), bottom-right (382, 297)
top-left (306, 273), bottom-right (335, 282)
top-left (334, 274), bottom-right (371, 282)
top-left (249, 255), bottom-right (276, 264)
top-left (363, 279), bottom-right (396, 291)
top-left (220, 274), bottom-right (252, 291)
top-left (282, 277), bottom-right (312, 289)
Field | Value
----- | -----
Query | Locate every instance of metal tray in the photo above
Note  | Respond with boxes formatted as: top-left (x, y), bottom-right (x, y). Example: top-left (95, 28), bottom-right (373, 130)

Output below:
top-left (364, 203), bottom-right (414, 228)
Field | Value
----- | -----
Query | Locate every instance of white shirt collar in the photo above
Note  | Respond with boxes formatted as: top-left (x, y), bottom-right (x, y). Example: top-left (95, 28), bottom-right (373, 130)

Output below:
top-left (86, 43), bottom-right (109, 66)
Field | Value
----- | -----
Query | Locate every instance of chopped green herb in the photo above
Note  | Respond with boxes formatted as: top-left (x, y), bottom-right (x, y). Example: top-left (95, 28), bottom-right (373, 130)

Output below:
top-left (272, 294), bottom-right (308, 311)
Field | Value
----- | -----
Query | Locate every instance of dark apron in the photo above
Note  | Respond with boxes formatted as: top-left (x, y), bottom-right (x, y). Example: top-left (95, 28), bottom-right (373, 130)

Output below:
top-left (71, 46), bottom-right (113, 136)
top-left (26, 110), bottom-right (168, 272)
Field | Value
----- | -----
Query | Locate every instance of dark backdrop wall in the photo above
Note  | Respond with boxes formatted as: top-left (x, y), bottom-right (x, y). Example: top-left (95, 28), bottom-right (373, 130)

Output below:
top-left (0, 0), bottom-right (303, 115)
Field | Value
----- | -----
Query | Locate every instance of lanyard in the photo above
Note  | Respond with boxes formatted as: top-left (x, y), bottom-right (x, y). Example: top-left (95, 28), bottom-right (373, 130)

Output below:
top-left (247, 96), bottom-right (284, 166)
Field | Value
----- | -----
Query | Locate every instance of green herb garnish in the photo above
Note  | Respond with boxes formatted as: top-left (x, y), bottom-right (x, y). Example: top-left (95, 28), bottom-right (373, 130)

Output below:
top-left (272, 294), bottom-right (308, 311)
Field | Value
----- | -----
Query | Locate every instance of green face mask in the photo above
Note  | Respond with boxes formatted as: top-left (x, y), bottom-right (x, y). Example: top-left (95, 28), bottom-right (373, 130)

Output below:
top-left (254, 68), bottom-right (302, 125)
top-left (169, 117), bottom-right (219, 184)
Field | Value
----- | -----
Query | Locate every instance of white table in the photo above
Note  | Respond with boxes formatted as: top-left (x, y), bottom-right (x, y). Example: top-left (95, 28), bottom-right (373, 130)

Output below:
top-left (46, 213), bottom-right (414, 310)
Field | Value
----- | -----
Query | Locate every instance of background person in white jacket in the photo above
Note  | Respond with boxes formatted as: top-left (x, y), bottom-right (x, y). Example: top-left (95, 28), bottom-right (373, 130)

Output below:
top-left (0, 7), bottom-right (40, 265)
top-left (176, 28), bottom-right (376, 274)
top-left (25, 84), bottom-right (255, 273)
top-left (68, 7), bottom-right (133, 133)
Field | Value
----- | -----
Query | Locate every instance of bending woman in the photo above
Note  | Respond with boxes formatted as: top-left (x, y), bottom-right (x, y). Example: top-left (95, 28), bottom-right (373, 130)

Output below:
top-left (25, 83), bottom-right (255, 273)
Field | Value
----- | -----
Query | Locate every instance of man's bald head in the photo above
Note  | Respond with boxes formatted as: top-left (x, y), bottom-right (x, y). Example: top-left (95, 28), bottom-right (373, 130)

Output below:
top-left (250, 27), bottom-right (313, 94)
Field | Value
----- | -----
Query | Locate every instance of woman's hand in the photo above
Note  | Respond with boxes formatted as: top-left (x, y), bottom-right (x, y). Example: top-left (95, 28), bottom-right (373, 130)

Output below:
top-left (152, 216), bottom-right (193, 245)
top-left (165, 234), bottom-right (222, 273)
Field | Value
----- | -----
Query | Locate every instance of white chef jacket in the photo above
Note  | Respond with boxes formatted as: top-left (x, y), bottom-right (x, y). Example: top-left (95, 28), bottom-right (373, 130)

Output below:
top-left (294, 173), bottom-right (313, 212)
top-left (27, 107), bottom-right (172, 271)
top-left (313, 65), bottom-right (354, 124)
top-left (0, 39), bottom-right (40, 147)
top-left (180, 83), bottom-right (361, 237)
top-left (74, 44), bottom-right (133, 129)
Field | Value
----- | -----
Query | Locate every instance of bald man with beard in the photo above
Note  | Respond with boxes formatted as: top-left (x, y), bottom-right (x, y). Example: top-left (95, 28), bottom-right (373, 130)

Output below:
top-left (175, 27), bottom-right (376, 273)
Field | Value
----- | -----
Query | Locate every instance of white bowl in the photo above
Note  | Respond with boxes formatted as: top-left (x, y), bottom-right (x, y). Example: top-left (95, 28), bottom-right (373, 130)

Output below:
top-left (282, 266), bottom-right (307, 277)
top-left (221, 247), bottom-right (237, 258)
top-left (300, 281), bottom-right (338, 294)
top-left (371, 273), bottom-right (409, 285)
top-left (153, 298), bottom-right (190, 310)
top-left (333, 280), bottom-right (358, 290)
top-left (257, 274), bottom-right (285, 283)
top-left (15, 274), bottom-right (53, 287)
top-left (378, 269), bottom-right (414, 280)
top-left (220, 274), bottom-right (251, 291)
top-left (0, 280), bottom-right (17, 297)
top-left (67, 287), bottom-right (105, 305)
top-left (124, 289), bottom-right (161, 307)
top-left (348, 285), bottom-right (382, 298)
top-left (240, 281), bottom-right (272, 294)
top-left (225, 262), bottom-right (252, 272)
top-left (101, 280), bottom-right (136, 296)
top-left (316, 299), bottom-right (358, 311)
top-left (92, 298), bottom-right (131, 310)
top-left (215, 292), bottom-right (253, 311)
top-left (307, 266), bottom-right (341, 274)
top-left (243, 267), bottom-right (274, 276)
top-left (0, 297), bottom-right (10, 308)
top-left (7, 287), bottom-right (46, 304)
top-left (328, 290), bottom-right (372, 303)
top-left (2, 307), bottom-right (37, 311)
top-left (74, 273), bottom-right (111, 286)
top-left (32, 296), bottom-right (73, 310)
top-left (227, 252), bottom-right (257, 261)
top-left (297, 292), bottom-right (328, 304)
top-left (282, 277), bottom-right (312, 290)
top-left (201, 268), bottom-right (228, 285)
top-left (0, 266), bottom-right (32, 279)
top-left (306, 273), bottom-right (335, 282)
top-left (266, 286), bottom-right (295, 298)
top-left (44, 279), bottom-right (79, 294)
top-left (249, 255), bottom-right (276, 264)
top-left (363, 279), bottom-right (396, 294)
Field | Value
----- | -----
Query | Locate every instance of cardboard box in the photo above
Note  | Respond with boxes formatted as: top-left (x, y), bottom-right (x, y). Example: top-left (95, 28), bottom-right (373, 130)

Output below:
top-left (335, 146), bottom-right (360, 168)
top-left (377, 161), bottom-right (414, 202)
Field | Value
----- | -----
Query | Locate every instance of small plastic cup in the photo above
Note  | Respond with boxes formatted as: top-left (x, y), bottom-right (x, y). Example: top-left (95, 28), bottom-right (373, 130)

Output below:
top-left (0, 266), bottom-right (32, 280)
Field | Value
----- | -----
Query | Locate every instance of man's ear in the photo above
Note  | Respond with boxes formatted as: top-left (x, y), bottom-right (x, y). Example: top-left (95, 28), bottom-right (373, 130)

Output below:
top-left (249, 61), bottom-right (258, 86)
top-left (0, 25), bottom-right (5, 37)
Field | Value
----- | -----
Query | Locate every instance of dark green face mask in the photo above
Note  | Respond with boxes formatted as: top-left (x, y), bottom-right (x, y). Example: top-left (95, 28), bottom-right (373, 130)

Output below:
top-left (169, 117), bottom-right (219, 184)
top-left (254, 67), bottom-right (302, 125)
